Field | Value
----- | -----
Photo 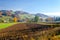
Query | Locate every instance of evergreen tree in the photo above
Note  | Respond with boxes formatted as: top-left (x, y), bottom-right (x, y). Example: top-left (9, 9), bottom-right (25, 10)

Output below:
top-left (34, 15), bottom-right (39, 22)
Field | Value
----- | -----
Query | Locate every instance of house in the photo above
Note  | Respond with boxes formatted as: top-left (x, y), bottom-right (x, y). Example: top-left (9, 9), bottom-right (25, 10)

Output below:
top-left (46, 17), bottom-right (54, 22)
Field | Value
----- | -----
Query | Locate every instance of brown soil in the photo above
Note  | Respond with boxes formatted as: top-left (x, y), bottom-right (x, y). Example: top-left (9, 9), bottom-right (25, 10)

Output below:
top-left (0, 23), bottom-right (52, 33)
top-left (0, 23), bottom-right (60, 40)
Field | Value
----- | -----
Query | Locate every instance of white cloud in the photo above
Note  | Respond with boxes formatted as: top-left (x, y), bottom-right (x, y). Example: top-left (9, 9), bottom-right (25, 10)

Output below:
top-left (43, 12), bottom-right (60, 16)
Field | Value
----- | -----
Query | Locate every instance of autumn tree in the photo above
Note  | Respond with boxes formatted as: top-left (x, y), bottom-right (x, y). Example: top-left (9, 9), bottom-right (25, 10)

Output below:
top-left (6, 11), bottom-right (12, 16)
top-left (0, 11), bottom-right (2, 16)
top-left (14, 16), bottom-right (18, 22)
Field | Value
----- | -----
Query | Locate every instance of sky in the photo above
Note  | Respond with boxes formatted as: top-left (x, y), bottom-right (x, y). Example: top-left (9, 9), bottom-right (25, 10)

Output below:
top-left (0, 0), bottom-right (60, 16)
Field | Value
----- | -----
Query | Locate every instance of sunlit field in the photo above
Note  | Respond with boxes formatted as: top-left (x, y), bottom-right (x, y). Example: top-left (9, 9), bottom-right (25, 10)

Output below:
top-left (0, 23), bottom-right (17, 29)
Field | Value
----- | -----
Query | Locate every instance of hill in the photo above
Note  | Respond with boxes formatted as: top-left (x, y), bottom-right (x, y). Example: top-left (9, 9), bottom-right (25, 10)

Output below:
top-left (0, 10), bottom-right (49, 18)
top-left (35, 13), bottom-right (49, 18)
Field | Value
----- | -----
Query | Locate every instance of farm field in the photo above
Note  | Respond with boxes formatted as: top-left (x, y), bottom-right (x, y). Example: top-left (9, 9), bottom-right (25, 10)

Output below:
top-left (0, 23), bottom-right (60, 40)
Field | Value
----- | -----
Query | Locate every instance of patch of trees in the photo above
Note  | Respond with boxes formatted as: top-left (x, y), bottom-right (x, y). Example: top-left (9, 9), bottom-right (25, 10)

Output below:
top-left (0, 11), bottom-right (19, 23)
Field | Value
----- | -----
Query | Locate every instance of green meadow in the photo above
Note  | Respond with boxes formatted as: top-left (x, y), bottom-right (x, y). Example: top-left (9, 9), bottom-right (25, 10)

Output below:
top-left (0, 23), bottom-right (17, 29)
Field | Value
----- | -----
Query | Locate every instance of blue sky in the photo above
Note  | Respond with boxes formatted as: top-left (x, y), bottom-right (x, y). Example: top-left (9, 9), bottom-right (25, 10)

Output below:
top-left (0, 0), bottom-right (60, 16)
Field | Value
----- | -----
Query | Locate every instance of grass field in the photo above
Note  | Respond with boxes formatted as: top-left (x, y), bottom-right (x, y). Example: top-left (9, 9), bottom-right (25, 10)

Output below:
top-left (0, 23), bottom-right (17, 29)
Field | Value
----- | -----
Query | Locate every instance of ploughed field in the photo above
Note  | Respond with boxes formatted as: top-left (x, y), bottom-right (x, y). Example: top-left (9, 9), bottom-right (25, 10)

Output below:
top-left (0, 23), bottom-right (60, 40)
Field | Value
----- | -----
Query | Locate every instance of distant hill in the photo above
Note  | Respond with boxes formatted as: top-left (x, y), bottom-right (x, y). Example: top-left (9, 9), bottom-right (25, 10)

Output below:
top-left (15, 11), bottom-right (29, 15)
top-left (14, 11), bottom-right (49, 18)
top-left (35, 13), bottom-right (49, 18)
top-left (0, 10), bottom-right (50, 19)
